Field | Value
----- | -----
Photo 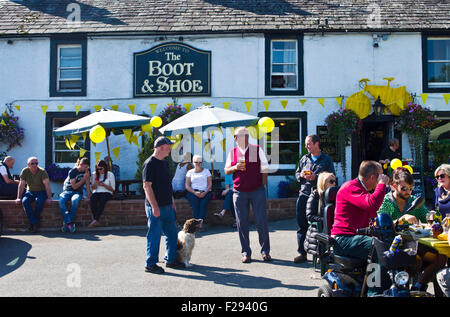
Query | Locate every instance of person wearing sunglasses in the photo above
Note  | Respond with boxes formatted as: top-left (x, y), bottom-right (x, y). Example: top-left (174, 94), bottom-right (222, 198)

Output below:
top-left (16, 157), bottom-right (53, 233)
top-left (434, 164), bottom-right (450, 219)
top-left (304, 172), bottom-right (337, 257)
top-left (378, 167), bottom-right (447, 293)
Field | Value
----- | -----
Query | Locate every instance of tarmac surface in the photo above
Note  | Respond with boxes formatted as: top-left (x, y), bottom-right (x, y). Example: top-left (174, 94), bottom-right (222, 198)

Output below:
top-left (0, 218), bottom-right (325, 298)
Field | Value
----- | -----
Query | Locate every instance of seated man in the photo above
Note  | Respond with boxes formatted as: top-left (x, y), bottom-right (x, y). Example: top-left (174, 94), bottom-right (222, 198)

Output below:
top-left (331, 160), bottom-right (389, 260)
top-left (59, 157), bottom-right (91, 233)
top-left (16, 157), bottom-right (53, 233)
top-left (0, 156), bottom-right (19, 198)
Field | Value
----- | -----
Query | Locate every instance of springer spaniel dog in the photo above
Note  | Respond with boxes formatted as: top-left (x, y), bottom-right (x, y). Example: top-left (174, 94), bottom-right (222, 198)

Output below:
top-left (177, 218), bottom-right (203, 268)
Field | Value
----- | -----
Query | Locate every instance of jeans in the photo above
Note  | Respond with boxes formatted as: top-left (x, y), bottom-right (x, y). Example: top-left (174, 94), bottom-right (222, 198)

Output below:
top-left (233, 186), bottom-right (270, 257)
top-left (59, 190), bottom-right (82, 224)
top-left (187, 191), bottom-right (212, 220)
top-left (145, 204), bottom-right (178, 267)
top-left (222, 190), bottom-right (235, 218)
top-left (22, 190), bottom-right (47, 225)
top-left (296, 193), bottom-right (309, 255)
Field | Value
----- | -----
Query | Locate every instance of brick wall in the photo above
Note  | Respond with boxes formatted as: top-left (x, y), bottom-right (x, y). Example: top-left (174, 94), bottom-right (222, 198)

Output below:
top-left (0, 198), bottom-right (297, 231)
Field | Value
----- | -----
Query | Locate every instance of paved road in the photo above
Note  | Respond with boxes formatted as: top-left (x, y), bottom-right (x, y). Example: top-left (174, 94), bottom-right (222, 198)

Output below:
top-left (0, 219), bottom-right (325, 298)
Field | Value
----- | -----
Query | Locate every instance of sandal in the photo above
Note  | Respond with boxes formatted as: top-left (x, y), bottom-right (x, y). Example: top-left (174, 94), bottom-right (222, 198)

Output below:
top-left (262, 254), bottom-right (272, 262)
top-left (213, 212), bottom-right (224, 219)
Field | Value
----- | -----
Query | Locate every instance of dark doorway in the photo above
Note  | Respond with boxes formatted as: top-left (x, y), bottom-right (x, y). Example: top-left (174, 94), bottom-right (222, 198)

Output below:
top-left (351, 115), bottom-right (397, 179)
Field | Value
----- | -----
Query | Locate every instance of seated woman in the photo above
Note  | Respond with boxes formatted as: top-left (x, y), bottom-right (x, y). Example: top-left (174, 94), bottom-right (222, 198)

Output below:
top-left (185, 155), bottom-right (212, 232)
top-left (434, 164), bottom-right (450, 219)
top-left (213, 173), bottom-right (237, 228)
top-left (304, 172), bottom-right (336, 256)
top-left (88, 160), bottom-right (116, 228)
top-left (378, 167), bottom-right (447, 293)
top-left (172, 152), bottom-right (193, 199)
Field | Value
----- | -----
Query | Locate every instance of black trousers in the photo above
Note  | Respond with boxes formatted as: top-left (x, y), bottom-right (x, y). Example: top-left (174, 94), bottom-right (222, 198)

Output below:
top-left (90, 192), bottom-right (112, 221)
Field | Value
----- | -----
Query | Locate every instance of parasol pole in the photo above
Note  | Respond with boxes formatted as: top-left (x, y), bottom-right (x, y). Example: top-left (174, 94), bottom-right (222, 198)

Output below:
top-left (105, 128), bottom-right (112, 171)
top-left (207, 130), bottom-right (214, 178)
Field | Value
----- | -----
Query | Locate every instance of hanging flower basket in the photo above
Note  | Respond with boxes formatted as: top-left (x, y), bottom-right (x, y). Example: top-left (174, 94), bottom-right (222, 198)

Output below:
top-left (0, 108), bottom-right (25, 151)
top-left (325, 108), bottom-right (362, 179)
top-left (45, 164), bottom-right (71, 182)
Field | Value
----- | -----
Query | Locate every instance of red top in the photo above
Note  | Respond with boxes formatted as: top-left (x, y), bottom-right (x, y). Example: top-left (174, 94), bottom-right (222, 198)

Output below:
top-left (331, 178), bottom-right (386, 236)
top-left (231, 144), bottom-right (262, 192)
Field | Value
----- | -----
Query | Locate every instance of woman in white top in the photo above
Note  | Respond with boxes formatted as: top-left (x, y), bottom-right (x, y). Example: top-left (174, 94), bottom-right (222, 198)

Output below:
top-left (88, 159), bottom-right (116, 228)
top-left (185, 155), bottom-right (212, 231)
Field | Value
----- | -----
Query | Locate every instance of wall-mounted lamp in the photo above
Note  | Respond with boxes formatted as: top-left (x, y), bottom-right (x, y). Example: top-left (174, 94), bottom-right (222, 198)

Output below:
top-left (372, 34), bottom-right (379, 48)
top-left (373, 96), bottom-right (386, 116)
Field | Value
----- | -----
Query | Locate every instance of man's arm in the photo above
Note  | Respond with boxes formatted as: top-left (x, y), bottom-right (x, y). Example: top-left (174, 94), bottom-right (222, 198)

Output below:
top-left (143, 181), bottom-right (160, 218)
top-left (42, 178), bottom-right (53, 204)
top-left (15, 180), bottom-right (26, 204)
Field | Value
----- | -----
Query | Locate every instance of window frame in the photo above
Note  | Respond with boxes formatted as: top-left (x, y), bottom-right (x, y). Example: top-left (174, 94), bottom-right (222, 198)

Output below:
top-left (50, 36), bottom-right (87, 97)
top-left (258, 111), bottom-right (307, 175)
top-left (45, 111), bottom-right (91, 168)
top-left (422, 33), bottom-right (450, 93)
top-left (265, 34), bottom-right (304, 96)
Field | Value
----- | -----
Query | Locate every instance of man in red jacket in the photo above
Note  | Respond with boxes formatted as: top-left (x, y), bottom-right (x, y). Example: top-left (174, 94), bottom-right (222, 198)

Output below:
top-left (331, 160), bottom-right (390, 260)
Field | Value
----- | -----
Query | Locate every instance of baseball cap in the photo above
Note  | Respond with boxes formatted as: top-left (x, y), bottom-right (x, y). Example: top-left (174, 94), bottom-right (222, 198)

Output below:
top-left (154, 136), bottom-right (174, 148)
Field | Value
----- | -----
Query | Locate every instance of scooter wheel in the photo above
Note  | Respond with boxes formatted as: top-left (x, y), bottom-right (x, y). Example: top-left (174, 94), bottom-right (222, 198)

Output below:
top-left (318, 284), bottom-right (333, 297)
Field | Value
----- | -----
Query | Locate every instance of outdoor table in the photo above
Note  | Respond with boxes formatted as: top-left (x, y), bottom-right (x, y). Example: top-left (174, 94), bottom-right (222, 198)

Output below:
top-left (418, 236), bottom-right (450, 258)
top-left (116, 179), bottom-right (142, 196)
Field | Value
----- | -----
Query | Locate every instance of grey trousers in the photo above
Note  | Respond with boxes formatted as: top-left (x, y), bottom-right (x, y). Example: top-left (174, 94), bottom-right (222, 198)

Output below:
top-left (233, 186), bottom-right (270, 257)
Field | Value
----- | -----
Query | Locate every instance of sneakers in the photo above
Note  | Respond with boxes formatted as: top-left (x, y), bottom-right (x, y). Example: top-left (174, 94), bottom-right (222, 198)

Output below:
top-left (294, 254), bottom-right (307, 263)
top-left (166, 261), bottom-right (186, 269)
top-left (145, 264), bottom-right (165, 274)
top-left (241, 255), bottom-right (252, 263)
top-left (61, 223), bottom-right (76, 233)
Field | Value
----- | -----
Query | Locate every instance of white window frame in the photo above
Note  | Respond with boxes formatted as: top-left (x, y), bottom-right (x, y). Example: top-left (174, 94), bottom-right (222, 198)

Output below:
top-left (427, 37), bottom-right (450, 89)
top-left (270, 39), bottom-right (298, 91)
top-left (57, 44), bottom-right (82, 92)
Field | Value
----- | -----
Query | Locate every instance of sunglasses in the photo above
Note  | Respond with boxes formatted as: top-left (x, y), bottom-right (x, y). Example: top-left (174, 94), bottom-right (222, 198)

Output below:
top-left (328, 179), bottom-right (336, 184)
top-left (400, 186), bottom-right (414, 192)
top-left (194, 161), bottom-right (202, 164)
top-left (436, 174), bottom-right (447, 180)
top-left (29, 162), bottom-right (38, 165)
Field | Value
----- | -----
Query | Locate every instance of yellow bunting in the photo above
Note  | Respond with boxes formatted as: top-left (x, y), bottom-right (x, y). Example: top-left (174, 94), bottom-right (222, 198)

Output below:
top-left (112, 146), bottom-right (120, 160)
top-left (299, 99), bottom-right (307, 106)
top-left (420, 94), bottom-right (428, 105)
top-left (220, 139), bottom-right (226, 151)
top-left (94, 105), bottom-right (102, 111)
top-left (89, 125), bottom-right (106, 143)
top-left (244, 101), bottom-right (252, 112)
top-left (95, 152), bottom-right (102, 163)
top-left (167, 103), bottom-right (173, 107)
top-left (443, 94), bottom-right (450, 105)
top-left (131, 134), bottom-right (139, 147)
top-left (150, 116), bottom-right (162, 128)
top-left (70, 135), bottom-right (80, 144)
top-left (57, 105), bottom-right (64, 111)
top-left (79, 148), bottom-right (87, 157)
top-left (65, 138), bottom-right (76, 150)
top-left (41, 105), bottom-right (48, 115)
top-left (141, 122), bottom-right (152, 132)
top-left (0, 119), bottom-right (6, 126)
top-left (317, 98), bottom-right (325, 108)
top-left (149, 104), bottom-right (157, 114)
top-left (192, 133), bottom-right (202, 145)
top-left (263, 100), bottom-right (271, 111)
top-left (128, 104), bottom-right (135, 114)
top-left (336, 96), bottom-right (343, 107)
top-left (14, 105), bottom-right (20, 112)
top-left (123, 129), bottom-right (132, 142)
top-left (183, 103), bottom-right (192, 112)
top-left (258, 117), bottom-right (275, 133)
top-left (111, 105), bottom-right (119, 111)
top-left (138, 130), bottom-right (145, 137)
top-left (81, 132), bottom-right (87, 141)
top-left (74, 105), bottom-right (82, 115)
top-left (203, 102), bottom-right (210, 106)
top-left (222, 102), bottom-right (230, 110)
top-left (280, 100), bottom-right (288, 109)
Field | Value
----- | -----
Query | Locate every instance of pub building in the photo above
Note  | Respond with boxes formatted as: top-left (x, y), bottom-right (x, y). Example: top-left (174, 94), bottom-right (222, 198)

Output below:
top-left (0, 0), bottom-right (449, 199)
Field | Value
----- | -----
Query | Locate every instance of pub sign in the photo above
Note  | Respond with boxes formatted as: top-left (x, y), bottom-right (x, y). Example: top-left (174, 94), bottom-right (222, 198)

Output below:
top-left (134, 42), bottom-right (211, 97)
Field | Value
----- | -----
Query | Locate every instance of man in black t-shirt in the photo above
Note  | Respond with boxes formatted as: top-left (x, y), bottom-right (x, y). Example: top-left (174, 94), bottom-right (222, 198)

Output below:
top-left (58, 157), bottom-right (90, 233)
top-left (143, 136), bottom-right (184, 274)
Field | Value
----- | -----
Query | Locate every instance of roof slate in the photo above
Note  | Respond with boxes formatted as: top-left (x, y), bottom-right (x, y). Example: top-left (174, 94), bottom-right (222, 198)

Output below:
top-left (0, 0), bottom-right (449, 36)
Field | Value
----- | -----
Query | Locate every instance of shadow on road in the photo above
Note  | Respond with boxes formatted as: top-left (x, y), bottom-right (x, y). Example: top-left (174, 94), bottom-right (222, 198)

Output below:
top-left (0, 237), bottom-right (33, 278)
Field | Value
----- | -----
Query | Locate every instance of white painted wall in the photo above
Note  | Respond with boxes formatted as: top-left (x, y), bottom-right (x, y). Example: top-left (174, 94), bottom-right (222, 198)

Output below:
top-left (1, 32), bottom-right (448, 197)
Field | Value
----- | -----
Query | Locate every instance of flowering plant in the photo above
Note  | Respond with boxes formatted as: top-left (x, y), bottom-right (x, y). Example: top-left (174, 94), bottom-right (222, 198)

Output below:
top-left (395, 103), bottom-right (436, 137)
top-left (325, 108), bottom-right (362, 145)
top-left (158, 104), bottom-right (187, 127)
top-left (0, 108), bottom-right (25, 151)
top-left (45, 163), bottom-right (71, 182)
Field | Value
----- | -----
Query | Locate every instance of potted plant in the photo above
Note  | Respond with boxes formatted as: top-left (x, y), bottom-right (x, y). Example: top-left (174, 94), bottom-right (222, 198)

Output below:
top-left (325, 108), bottom-right (362, 179)
top-left (0, 108), bottom-right (25, 151)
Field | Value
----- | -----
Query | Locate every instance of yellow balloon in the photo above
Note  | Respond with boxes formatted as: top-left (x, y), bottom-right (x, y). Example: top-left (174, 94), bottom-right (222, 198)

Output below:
top-left (89, 125), bottom-right (106, 143)
top-left (390, 158), bottom-right (402, 170)
top-left (258, 117), bottom-right (275, 133)
top-left (151, 116), bottom-right (162, 128)
top-left (404, 165), bottom-right (413, 174)
top-left (141, 122), bottom-right (152, 132)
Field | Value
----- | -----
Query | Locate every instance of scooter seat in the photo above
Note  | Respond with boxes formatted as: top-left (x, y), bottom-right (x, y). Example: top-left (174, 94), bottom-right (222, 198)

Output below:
top-left (333, 255), bottom-right (366, 269)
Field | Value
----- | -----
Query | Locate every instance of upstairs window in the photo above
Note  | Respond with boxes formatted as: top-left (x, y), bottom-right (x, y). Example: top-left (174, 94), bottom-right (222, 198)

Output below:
top-left (265, 35), bottom-right (304, 96)
top-left (423, 35), bottom-right (450, 92)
